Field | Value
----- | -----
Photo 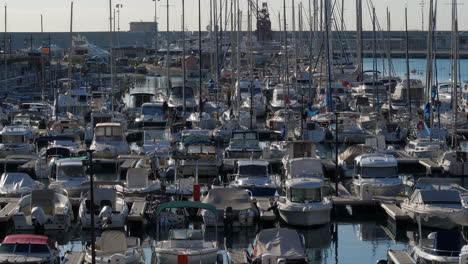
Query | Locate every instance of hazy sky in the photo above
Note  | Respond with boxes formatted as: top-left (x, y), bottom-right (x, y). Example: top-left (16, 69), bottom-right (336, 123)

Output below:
top-left (4, 0), bottom-right (467, 32)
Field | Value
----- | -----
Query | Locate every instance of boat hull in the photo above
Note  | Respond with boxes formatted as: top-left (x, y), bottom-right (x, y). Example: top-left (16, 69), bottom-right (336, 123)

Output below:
top-left (277, 202), bottom-right (332, 226)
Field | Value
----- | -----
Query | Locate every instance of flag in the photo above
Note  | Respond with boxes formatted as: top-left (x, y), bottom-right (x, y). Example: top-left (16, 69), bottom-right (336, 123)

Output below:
top-left (424, 103), bottom-right (431, 118)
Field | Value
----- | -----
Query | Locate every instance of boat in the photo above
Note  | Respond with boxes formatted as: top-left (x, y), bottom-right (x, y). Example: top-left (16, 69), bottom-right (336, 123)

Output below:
top-left (224, 130), bottom-right (263, 159)
top-left (294, 120), bottom-right (327, 143)
top-left (122, 167), bottom-right (161, 196)
top-left (154, 201), bottom-right (219, 264)
top-left (400, 188), bottom-right (468, 229)
top-left (0, 125), bottom-right (34, 158)
top-left (168, 86), bottom-right (198, 113)
top-left (269, 86), bottom-right (300, 111)
top-left (48, 158), bottom-right (89, 198)
top-left (405, 139), bottom-right (446, 159)
top-left (200, 187), bottom-right (258, 227)
top-left (0, 172), bottom-right (42, 197)
top-left (132, 102), bottom-right (168, 128)
top-left (351, 154), bottom-right (403, 198)
top-left (78, 188), bottom-right (129, 229)
top-left (266, 109), bottom-right (299, 135)
top-left (338, 145), bottom-right (376, 178)
top-left (0, 234), bottom-right (60, 264)
top-left (277, 178), bottom-right (332, 226)
top-left (84, 230), bottom-right (143, 264)
top-left (231, 228), bottom-right (308, 263)
top-left (411, 231), bottom-right (464, 264)
top-left (90, 123), bottom-right (130, 159)
top-left (12, 189), bottom-right (74, 230)
top-left (438, 150), bottom-right (468, 176)
top-left (230, 159), bottom-right (278, 197)
top-left (179, 142), bottom-right (221, 178)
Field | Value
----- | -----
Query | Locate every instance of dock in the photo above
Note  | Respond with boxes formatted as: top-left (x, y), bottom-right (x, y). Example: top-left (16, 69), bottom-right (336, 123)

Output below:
top-left (62, 251), bottom-right (85, 264)
top-left (387, 249), bottom-right (415, 264)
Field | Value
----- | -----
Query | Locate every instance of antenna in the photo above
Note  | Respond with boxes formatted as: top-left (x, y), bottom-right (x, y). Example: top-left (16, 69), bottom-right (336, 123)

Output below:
top-left (420, 0), bottom-right (425, 31)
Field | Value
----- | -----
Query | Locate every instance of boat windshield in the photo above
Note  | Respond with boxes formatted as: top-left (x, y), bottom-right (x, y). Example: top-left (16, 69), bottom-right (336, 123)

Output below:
top-left (361, 167), bottom-right (397, 178)
top-left (95, 126), bottom-right (123, 141)
top-left (0, 244), bottom-right (15, 253)
top-left (238, 165), bottom-right (267, 177)
top-left (170, 229), bottom-right (203, 240)
top-left (57, 165), bottom-right (85, 179)
top-left (144, 130), bottom-right (167, 141)
top-left (0, 135), bottom-right (25, 144)
top-left (187, 145), bottom-right (216, 154)
top-left (142, 105), bottom-right (164, 116)
top-left (289, 187), bottom-right (322, 203)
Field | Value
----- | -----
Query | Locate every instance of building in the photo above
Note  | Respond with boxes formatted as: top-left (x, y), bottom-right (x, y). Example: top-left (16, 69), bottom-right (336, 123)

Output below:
top-left (129, 22), bottom-right (158, 33)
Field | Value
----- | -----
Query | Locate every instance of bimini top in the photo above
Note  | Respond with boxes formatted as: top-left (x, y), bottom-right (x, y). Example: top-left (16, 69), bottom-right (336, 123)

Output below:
top-left (355, 154), bottom-right (397, 168)
top-left (2, 235), bottom-right (56, 249)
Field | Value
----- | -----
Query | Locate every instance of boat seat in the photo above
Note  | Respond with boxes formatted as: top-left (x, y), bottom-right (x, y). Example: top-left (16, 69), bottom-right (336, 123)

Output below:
top-left (99, 230), bottom-right (127, 253)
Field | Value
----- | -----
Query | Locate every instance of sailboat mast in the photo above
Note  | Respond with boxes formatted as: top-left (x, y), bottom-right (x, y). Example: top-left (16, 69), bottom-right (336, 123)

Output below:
top-left (182, 0), bottom-right (186, 114)
top-left (248, 3), bottom-right (254, 130)
top-left (386, 8), bottom-right (393, 122)
top-left (426, 0), bottom-right (434, 141)
top-left (451, 0), bottom-right (459, 148)
top-left (405, 7), bottom-right (412, 115)
top-left (198, 0), bottom-right (202, 119)
top-left (109, 0), bottom-right (114, 116)
top-left (68, 1), bottom-right (74, 97)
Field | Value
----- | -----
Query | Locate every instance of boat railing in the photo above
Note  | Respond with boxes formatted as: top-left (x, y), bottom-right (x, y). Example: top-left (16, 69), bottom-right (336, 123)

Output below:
top-left (419, 245), bottom-right (461, 257)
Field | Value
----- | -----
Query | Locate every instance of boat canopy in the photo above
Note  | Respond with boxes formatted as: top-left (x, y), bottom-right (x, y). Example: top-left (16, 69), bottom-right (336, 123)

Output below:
top-left (156, 201), bottom-right (218, 216)
top-left (0, 173), bottom-right (38, 195)
top-left (201, 188), bottom-right (253, 211)
top-left (2, 234), bottom-right (56, 249)
top-left (255, 228), bottom-right (305, 259)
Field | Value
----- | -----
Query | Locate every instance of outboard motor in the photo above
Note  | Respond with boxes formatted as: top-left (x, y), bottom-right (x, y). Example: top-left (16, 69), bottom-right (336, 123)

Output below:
top-left (99, 206), bottom-right (113, 228)
top-left (31, 205), bottom-right (46, 233)
top-left (224, 206), bottom-right (234, 230)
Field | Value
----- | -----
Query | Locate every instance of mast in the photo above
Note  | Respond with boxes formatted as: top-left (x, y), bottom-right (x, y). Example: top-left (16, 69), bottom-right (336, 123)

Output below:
top-left (372, 7), bottom-right (378, 114)
top-left (68, 1), bottom-right (74, 97)
top-left (405, 7), bottom-right (412, 115)
top-left (166, 0), bottom-right (170, 96)
top-left (198, 0), bottom-right (202, 119)
top-left (426, 0), bottom-right (434, 140)
top-left (109, 0), bottom-right (114, 116)
top-left (355, 0), bottom-right (363, 78)
top-left (3, 4), bottom-right (6, 98)
top-left (324, 0), bottom-right (332, 112)
top-left (308, 0), bottom-right (313, 102)
top-left (248, 2), bottom-right (254, 130)
top-left (451, 0), bottom-right (459, 148)
top-left (182, 0), bottom-right (186, 114)
top-left (386, 8), bottom-right (392, 122)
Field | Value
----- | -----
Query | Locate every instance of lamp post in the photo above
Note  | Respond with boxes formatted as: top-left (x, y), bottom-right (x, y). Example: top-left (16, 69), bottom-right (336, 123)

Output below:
top-left (83, 150), bottom-right (96, 264)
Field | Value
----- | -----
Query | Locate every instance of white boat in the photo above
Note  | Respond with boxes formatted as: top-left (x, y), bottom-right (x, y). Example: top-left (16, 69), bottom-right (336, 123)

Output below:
top-left (405, 139), bottom-right (446, 159)
top-left (179, 143), bottom-right (221, 178)
top-left (338, 145), bottom-right (376, 178)
top-left (230, 159), bottom-right (278, 197)
top-left (400, 188), bottom-right (468, 229)
top-left (48, 158), bottom-right (89, 198)
top-left (392, 79), bottom-right (425, 107)
top-left (236, 228), bottom-right (308, 263)
top-left (224, 130), bottom-right (263, 159)
top-left (269, 86), bottom-right (300, 111)
top-left (90, 123), bottom-right (130, 159)
top-left (438, 150), bottom-right (468, 176)
top-left (12, 189), bottom-right (74, 230)
top-left (168, 86), bottom-right (198, 112)
top-left (266, 109), bottom-right (299, 134)
top-left (133, 102), bottom-right (168, 127)
top-left (122, 167), bottom-right (161, 196)
top-left (0, 172), bottom-right (42, 197)
top-left (277, 178), bottom-right (332, 226)
top-left (0, 126), bottom-right (34, 158)
top-left (0, 234), bottom-right (60, 264)
top-left (79, 188), bottom-right (129, 229)
top-left (84, 230), bottom-right (143, 264)
top-left (351, 154), bottom-right (403, 198)
top-left (155, 201), bottom-right (219, 264)
top-left (294, 120), bottom-right (327, 143)
top-left (200, 188), bottom-right (258, 227)
top-left (329, 112), bottom-right (369, 143)
top-left (411, 231), bottom-right (464, 264)
top-left (285, 157), bottom-right (325, 179)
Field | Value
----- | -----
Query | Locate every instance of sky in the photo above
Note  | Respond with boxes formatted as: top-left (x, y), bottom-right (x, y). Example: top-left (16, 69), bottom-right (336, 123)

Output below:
top-left (3, 0), bottom-right (468, 32)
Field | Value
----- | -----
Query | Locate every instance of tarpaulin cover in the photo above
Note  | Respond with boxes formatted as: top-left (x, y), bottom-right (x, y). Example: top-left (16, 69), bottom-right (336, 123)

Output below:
top-left (254, 228), bottom-right (305, 259)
